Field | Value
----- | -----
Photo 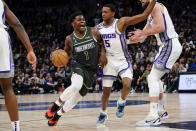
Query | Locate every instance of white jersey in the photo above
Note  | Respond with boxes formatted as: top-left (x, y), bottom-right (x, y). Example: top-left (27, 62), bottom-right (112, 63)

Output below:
top-left (148, 4), bottom-right (178, 46)
top-left (97, 19), bottom-right (131, 60)
top-left (0, 0), bottom-right (6, 29)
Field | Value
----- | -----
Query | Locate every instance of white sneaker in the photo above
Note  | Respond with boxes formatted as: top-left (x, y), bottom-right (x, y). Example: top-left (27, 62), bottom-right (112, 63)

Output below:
top-left (158, 110), bottom-right (169, 120)
top-left (136, 115), bottom-right (161, 127)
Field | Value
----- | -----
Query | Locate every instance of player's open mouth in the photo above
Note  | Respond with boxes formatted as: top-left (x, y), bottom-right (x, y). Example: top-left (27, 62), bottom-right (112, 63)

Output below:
top-left (80, 25), bottom-right (85, 29)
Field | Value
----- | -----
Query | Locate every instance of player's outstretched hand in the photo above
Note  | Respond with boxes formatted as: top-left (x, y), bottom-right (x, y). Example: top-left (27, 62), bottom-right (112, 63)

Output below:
top-left (128, 29), bottom-right (147, 43)
top-left (27, 51), bottom-right (37, 71)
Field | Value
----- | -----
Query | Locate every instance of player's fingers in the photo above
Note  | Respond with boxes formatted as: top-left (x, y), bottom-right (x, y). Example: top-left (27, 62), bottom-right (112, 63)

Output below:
top-left (28, 55), bottom-right (36, 64)
top-left (130, 36), bottom-right (135, 41)
top-left (128, 32), bottom-right (134, 37)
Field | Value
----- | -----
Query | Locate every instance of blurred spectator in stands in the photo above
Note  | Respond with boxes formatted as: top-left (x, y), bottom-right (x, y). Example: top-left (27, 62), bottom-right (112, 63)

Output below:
top-left (148, 52), bottom-right (155, 63)
top-left (136, 48), bottom-right (144, 61)
top-left (137, 64), bottom-right (151, 92)
top-left (45, 77), bottom-right (57, 93)
top-left (179, 64), bottom-right (187, 73)
top-left (131, 64), bottom-right (140, 93)
top-left (29, 73), bottom-right (40, 94)
top-left (188, 57), bottom-right (196, 71)
top-left (23, 74), bottom-right (31, 94)
top-left (39, 73), bottom-right (46, 93)
top-left (166, 63), bottom-right (180, 93)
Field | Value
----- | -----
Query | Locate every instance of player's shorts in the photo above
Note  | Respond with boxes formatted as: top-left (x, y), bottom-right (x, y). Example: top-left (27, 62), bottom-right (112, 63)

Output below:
top-left (102, 56), bottom-right (133, 87)
top-left (0, 28), bottom-right (14, 78)
top-left (71, 64), bottom-right (98, 89)
top-left (153, 38), bottom-right (182, 72)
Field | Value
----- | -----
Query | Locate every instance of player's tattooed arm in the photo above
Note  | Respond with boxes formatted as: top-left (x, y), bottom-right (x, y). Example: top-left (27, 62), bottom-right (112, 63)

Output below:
top-left (64, 36), bottom-right (72, 58)
top-left (91, 27), bottom-right (107, 68)
top-left (117, 0), bottom-right (156, 33)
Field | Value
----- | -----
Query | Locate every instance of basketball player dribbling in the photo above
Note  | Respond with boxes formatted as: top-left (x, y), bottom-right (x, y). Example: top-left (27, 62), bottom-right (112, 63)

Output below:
top-left (96, 0), bottom-right (156, 125)
top-left (0, 0), bottom-right (36, 131)
top-left (45, 11), bottom-right (107, 126)
top-left (129, 0), bottom-right (182, 126)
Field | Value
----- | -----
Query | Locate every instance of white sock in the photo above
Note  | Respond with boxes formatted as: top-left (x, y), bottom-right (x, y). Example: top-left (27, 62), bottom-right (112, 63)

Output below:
top-left (11, 121), bottom-right (20, 131)
top-left (149, 103), bottom-right (159, 117)
top-left (55, 99), bottom-right (62, 106)
top-left (158, 99), bottom-right (165, 112)
top-left (118, 97), bottom-right (126, 104)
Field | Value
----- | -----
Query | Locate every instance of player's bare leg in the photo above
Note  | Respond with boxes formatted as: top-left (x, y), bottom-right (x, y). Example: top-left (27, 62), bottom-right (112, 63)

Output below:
top-left (102, 87), bottom-right (112, 111)
top-left (121, 78), bottom-right (131, 100)
top-left (96, 87), bottom-right (111, 125)
top-left (116, 77), bottom-right (131, 118)
top-left (0, 78), bottom-right (20, 130)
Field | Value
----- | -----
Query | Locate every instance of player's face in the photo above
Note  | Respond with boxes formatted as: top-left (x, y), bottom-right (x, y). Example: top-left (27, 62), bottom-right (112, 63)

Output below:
top-left (102, 7), bottom-right (115, 21)
top-left (140, 0), bottom-right (149, 8)
top-left (72, 15), bottom-right (86, 32)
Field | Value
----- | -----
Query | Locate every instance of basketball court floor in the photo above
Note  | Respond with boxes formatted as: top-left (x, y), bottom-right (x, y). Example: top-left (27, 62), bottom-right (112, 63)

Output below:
top-left (0, 93), bottom-right (196, 131)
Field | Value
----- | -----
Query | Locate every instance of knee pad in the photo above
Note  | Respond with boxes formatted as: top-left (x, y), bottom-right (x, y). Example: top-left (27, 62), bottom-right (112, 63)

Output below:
top-left (147, 74), bottom-right (160, 97)
top-left (79, 85), bottom-right (88, 97)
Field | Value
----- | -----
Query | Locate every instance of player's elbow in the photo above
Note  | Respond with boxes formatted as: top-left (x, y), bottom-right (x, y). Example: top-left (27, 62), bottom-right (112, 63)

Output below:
top-left (157, 25), bottom-right (165, 33)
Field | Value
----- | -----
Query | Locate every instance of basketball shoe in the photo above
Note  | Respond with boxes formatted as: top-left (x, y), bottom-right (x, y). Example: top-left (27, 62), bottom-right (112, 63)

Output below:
top-left (45, 103), bottom-right (60, 119)
top-left (136, 114), bottom-right (161, 127)
top-left (96, 112), bottom-right (108, 125)
top-left (48, 113), bottom-right (61, 126)
top-left (116, 100), bottom-right (125, 118)
top-left (158, 110), bottom-right (169, 120)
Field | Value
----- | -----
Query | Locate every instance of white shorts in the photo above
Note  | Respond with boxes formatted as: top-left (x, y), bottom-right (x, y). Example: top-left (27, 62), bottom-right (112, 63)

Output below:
top-left (0, 28), bottom-right (14, 78)
top-left (153, 38), bottom-right (182, 72)
top-left (102, 56), bottom-right (133, 87)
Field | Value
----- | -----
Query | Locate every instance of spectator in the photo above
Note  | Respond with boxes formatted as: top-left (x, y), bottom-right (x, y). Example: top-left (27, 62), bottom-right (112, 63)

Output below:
top-left (137, 64), bottom-right (151, 92)
top-left (23, 74), bottom-right (31, 94)
top-left (45, 77), bottom-right (57, 93)
top-left (166, 64), bottom-right (180, 93)
top-left (131, 64), bottom-right (140, 92)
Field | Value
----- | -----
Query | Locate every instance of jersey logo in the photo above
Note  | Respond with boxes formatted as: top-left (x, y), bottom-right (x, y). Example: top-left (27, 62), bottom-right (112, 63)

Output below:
top-left (101, 33), bottom-right (116, 39)
top-left (75, 42), bottom-right (96, 52)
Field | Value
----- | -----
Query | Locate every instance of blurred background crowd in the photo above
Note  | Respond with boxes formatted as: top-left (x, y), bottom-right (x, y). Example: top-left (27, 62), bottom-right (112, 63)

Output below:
top-left (1, 0), bottom-right (195, 95)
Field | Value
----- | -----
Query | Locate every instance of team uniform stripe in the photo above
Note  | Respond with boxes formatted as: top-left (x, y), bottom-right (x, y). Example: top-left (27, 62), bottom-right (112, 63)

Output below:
top-left (164, 39), bottom-right (173, 70)
top-left (103, 75), bottom-right (117, 78)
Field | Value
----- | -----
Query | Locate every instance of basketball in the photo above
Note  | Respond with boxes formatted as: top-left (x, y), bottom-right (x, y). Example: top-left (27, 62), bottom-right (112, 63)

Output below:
top-left (50, 49), bottom-right (69, 67)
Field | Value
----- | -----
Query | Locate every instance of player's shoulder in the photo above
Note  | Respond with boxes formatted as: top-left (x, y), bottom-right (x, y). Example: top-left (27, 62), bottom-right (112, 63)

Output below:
top-left (97, 22), bottom-right (104, 30)
top-left (65, 35), bottom-right (72, 43)
top-left (151, 2), bottom-right (163, 14)
top-left (66, 35), bottom-right (71, 40)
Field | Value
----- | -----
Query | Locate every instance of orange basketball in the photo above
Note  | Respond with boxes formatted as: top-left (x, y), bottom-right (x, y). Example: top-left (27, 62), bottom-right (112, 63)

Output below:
top-left (50, 49), bottom-right (69, 67)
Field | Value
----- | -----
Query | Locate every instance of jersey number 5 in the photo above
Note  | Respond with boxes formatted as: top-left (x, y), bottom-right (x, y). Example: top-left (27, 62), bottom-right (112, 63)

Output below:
top-left (105, 40), bottom-right (110, 47)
